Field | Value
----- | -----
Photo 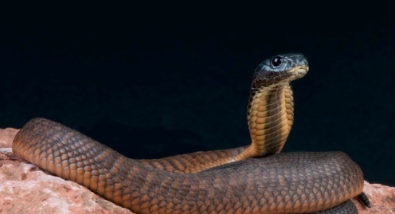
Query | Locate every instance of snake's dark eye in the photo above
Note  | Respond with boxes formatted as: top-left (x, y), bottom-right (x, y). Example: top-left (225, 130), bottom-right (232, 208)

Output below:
top-left (271, 56), bottom-right (282, 67)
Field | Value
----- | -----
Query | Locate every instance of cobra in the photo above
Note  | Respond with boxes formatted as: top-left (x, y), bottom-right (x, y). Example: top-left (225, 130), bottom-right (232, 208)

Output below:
top-left (12, 53), bottom-right (369, 213)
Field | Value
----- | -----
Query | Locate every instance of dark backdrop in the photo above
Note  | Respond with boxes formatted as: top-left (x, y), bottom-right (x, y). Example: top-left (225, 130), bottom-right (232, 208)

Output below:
top-left (1, 6), bottom-right (394, 186)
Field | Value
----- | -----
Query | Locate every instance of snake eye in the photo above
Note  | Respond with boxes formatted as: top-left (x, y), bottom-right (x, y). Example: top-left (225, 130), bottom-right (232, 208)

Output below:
top-left (271, 56), bottom-right (282, 67)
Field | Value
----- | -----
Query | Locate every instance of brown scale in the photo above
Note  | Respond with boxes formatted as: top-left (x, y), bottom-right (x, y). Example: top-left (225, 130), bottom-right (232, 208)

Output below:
top-left (12, 53), bottom-right (368, 213)
top-left (12, 119), bottom-right (364, 214)
top-left (247, 84), bottom-right (294, 155)
top-left (137, 68), bottom-right (298, 174)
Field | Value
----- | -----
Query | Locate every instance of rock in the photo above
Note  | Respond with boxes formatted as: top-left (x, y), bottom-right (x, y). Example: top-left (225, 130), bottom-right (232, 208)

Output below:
top-left (0, 128), bottom-right (18, 148)
top-left (352, 181), bottom-right (395, 214)
top-left (1, 128), bottom-right (394, 214)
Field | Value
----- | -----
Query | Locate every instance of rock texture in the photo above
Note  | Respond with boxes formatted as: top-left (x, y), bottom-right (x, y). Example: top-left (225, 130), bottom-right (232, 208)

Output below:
top-left (352, 181), bottom-right (395, 214)
top-left (1, 128), bottom-right (394, 214)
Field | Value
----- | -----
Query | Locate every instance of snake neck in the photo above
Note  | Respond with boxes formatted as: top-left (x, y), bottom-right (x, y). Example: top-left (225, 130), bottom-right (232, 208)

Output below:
top-left (169, 83), bottom-right (295, 172)
top-left (236, 82), bottom-right (294, 159)
top-left (137, 83), bottom-right (295, 173)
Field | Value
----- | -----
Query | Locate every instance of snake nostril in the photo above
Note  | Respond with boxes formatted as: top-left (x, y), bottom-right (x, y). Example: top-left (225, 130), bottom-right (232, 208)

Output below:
top-left (298, 58), bottom-right (308, 66)
top-left (288, 54), bottom-right (308, 67)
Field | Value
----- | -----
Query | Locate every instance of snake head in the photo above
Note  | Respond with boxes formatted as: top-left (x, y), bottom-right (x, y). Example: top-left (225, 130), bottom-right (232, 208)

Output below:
top-left (252, 53), bottom-right (309, 87)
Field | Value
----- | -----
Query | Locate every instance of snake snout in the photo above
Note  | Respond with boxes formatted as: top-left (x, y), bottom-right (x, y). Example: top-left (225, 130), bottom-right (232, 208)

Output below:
top-left (290, 53), bottom-right (308, 67)
top-left (288, 53), bottom-right (309, 79)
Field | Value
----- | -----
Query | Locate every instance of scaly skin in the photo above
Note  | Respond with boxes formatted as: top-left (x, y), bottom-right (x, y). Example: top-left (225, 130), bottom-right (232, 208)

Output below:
top-left (13, 118), bottom-right (364, 214)
top-left (12, 53), bottom-right (366, 213)
top-left (137, 54), bottom-right (303, 174)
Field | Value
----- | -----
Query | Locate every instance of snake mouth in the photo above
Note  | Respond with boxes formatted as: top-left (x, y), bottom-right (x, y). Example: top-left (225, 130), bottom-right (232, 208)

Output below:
top-left (298, 68), bottom-right (308, 74)
top-left (290, 65), bottom-right (309, 79)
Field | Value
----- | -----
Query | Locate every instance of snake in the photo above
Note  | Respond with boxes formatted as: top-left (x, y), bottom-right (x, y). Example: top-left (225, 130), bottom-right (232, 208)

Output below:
top-left (12, 53), bottom-right (368, 214)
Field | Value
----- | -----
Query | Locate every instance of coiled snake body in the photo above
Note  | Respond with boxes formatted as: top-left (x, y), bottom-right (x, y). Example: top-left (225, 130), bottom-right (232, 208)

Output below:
top-left (12, 53), bottom-right (367, 213)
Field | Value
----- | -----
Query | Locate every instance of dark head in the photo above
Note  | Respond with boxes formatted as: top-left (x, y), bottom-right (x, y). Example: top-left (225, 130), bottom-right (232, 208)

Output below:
top-left (252, 53), bottom-right (309, 87)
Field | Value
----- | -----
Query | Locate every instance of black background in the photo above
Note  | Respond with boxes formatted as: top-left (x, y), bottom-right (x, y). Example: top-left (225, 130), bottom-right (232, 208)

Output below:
top-left (1, 5), bottom-right (394, 186)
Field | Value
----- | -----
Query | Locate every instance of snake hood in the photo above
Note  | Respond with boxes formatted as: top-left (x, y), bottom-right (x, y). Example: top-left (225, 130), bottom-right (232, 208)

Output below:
top-left (252, 53), bottom-right (309, 87)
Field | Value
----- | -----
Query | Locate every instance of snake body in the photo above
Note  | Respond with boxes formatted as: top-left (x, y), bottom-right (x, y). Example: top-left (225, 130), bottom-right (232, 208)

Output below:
top-left (12, 53), bottom-right (366, 213)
